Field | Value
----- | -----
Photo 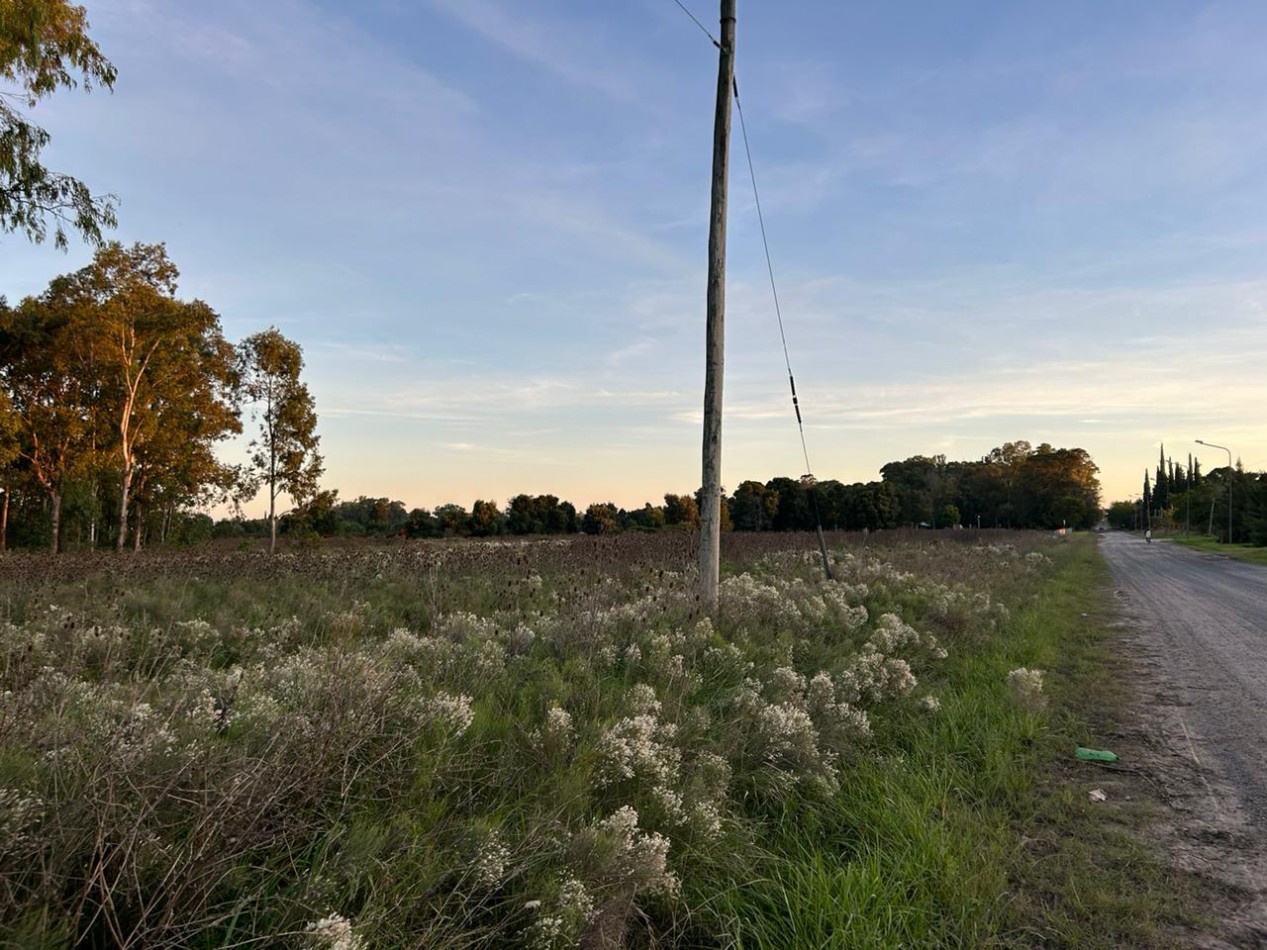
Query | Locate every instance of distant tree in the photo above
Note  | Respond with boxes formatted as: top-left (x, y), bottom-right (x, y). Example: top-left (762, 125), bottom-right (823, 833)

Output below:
top-left (335, 496), bottom-right (409, 535)
top-left (984, 441), bottom-right (1032, 527)
top-left (620, 502), bottom-right (664, 532)
top-left (434, 503), bottom-right (469, 537)
top-left (1, 0), bottom-right (117, 248)
top-left (663, 493), bottom-right (700, 530)
top-left (238, 328), bottom-right (323, 554)
top-left (505, 494), bottom-right (539, 535)
top-left (552, 500), bottom-right (579, 534)
top-left (937, 503), bottom-right (961, 528)
top-left (812, 479), bottom-right (849, 530)
top-left (581, 502), bottom-right (620, 535)
top-left (505, 493), bottom-right (576, 535)
top-left (403, 507), bottom-right (440, 539)
top-left (1106, 500), bottom-right (1135, 530)
top-left (290, 488), bottom-right (341, 536)
top-left (844, 480), bottom-right (900, 531)
top-left (469, 499), bottom-right (505, 537)
top-left (1154, 444), bottom-right (1169, 512)
top-left (730, 479), bottom-right (777, 531)
top-left (1245, 475), bottom-right (1267, 547)
top-left (764, 476), bottom-right (811, 531)
top-left (880, 456), bottom-right (938, 526)
top-left (1016, 445), bottom-right (1101, 529)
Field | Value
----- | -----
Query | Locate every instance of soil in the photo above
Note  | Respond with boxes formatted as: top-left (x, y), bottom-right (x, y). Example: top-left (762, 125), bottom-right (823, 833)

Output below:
top-left (1099, 532), bottom-right (1267, 947)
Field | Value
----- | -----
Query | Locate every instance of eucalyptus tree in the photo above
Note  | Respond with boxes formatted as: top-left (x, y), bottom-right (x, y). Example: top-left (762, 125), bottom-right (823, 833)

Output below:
top-left (237, 328), bottom-right (323, 553)
top-left (125, 319), bottom-right (240, 547)
top-left (0, 293), bottom-right (91, 551)
top-left (1, 0), bottom-right (117, 248)
top-left (45, 242), bottom-right (238, 550)
top-left (0, 326), bottom-right (22, 550)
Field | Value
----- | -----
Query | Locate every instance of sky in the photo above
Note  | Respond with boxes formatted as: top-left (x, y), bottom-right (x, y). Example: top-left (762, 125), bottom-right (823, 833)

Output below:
top-left (3, 0), bottom-right (1266, 514)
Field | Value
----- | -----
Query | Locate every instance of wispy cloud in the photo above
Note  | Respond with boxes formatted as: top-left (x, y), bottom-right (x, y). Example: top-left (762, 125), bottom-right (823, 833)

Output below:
top-left (421, 0), bottom-right (641, 101)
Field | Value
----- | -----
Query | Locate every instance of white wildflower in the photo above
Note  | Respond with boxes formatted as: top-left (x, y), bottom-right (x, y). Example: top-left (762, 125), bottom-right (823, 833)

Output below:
top-left (305, 913), bottom-right (364, 950)
top-left (426, 692), bottom-right (475, 735)
top-left (473, 828), bottom-right (510, 887)
top-left (543, 705), bottom-right (573, 740)
top-left (1007, 667), bottom-right (1046, 712)
top-left (627, 682), bottom-right (660, 716)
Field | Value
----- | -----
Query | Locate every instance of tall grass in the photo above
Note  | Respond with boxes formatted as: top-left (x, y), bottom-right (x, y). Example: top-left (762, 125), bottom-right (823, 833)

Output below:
top-left (0, 532), bottom-right (1194, 947)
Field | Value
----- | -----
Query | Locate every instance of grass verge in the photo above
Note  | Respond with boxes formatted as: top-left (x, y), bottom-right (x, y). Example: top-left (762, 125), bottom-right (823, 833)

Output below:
top-left (1170, 535), bottom-right (1267, 565)
top-left (714, 535), bottom-right (1211, 948)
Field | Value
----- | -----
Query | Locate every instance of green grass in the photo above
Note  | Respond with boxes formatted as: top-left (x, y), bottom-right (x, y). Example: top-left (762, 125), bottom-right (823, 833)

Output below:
top-left (1170, 534), bottom-right (1267, 564)
top-left (999, 537), bottom-right (1213, 946)
top-left (711, 536), bottom-right (1211, 948)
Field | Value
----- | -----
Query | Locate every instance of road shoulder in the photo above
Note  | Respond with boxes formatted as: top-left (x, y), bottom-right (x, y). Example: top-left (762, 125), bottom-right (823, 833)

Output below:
top-left (1101, 555), bottom-right (1267, 947)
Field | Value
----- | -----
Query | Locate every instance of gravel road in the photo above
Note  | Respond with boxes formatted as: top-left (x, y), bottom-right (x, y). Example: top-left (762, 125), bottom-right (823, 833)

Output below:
top-left (1099, 531), bottom-right (1267, 946)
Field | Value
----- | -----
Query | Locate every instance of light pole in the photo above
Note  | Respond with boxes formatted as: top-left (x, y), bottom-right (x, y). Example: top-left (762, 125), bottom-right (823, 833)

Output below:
top-left (1196, 439), bottom-right (1233, 543)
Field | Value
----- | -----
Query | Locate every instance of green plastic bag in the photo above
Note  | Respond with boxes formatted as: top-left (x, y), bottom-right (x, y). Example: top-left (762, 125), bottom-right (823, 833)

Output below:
top-left (1074, 747), bottom-right (1119, 763)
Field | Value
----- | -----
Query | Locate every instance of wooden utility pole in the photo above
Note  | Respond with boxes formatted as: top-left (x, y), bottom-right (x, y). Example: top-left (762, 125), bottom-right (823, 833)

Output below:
top-left (699, 0), bottom-right (736, 613)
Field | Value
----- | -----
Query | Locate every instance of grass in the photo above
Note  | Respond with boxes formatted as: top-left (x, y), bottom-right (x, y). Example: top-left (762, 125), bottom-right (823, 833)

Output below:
top-left (710, 535), bottom-right (1210, 948)
top-left (0, 532), bottom-right (1212, 947)
top-left (1169, 534), bottom-right (1267, 564)
top-left (998, 536), bottom-right (1214, 946)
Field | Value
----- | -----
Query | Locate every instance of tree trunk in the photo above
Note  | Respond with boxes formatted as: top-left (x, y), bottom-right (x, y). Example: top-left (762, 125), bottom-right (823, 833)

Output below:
top-left (269, 488), bottom-right (277, 554)
top-left (1, 485), bottom-right (8, 552)
top-left (116, 462), bottom-right (133, 552)
top-left (50, 490), bottom-right (62, 554)
top-left (133, 505), bottom-right (143, 551)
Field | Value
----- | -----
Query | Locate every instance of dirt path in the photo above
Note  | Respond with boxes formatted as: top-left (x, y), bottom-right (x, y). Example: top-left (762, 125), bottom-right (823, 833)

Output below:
top-left (1099, 531), bottom-right (1267, 947)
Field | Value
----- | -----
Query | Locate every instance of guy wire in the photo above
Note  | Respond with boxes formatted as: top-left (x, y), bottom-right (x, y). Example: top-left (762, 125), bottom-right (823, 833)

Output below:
top-left (733, 77), bottom-right (833, 580)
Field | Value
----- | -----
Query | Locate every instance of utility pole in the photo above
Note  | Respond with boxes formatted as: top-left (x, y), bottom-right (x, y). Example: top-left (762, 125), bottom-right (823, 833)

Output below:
top-left (699, 0), bottom-right (736, 613)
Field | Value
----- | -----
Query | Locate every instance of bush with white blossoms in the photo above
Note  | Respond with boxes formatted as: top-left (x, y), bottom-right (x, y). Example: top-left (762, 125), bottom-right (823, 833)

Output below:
top-left (1007, 667), bottom-right (1047, 713)
top-left (525, 876), bottom-right (596, 950)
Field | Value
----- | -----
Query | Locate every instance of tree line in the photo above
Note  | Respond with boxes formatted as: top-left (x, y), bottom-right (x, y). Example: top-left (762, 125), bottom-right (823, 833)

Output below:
top-left (0, 246), bottom-right (1102, 553)
top-left (0, 243), bottom-right (323, 553)
top-left (1106, 443), bottom-right (1267, 545)
top-left (1, 7), bottom-right (324, 553)
top-left (209, 440), bottom-right (1102, 546)
top-left (0, 9), bottom-right (1107, 551)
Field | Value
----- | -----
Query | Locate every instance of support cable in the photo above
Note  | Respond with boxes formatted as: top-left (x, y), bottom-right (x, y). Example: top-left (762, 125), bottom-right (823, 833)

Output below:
top-left (734, 77), bottom-right (833, 580)
top-left (670, 0), bottom-right (722, 48)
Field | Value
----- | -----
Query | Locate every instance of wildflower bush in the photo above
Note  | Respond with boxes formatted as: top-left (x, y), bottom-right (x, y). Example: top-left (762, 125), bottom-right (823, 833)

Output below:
top-left (0, 530), bottom-right (1067, 947)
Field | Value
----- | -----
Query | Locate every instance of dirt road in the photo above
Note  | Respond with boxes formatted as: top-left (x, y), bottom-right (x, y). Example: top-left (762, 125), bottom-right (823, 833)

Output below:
top-left (1100, 531), bottom-right (1267, 946)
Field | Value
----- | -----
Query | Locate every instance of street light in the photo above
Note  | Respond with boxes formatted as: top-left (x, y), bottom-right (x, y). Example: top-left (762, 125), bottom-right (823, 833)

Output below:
top-left (1196, 439), bottom-right (1233, 543)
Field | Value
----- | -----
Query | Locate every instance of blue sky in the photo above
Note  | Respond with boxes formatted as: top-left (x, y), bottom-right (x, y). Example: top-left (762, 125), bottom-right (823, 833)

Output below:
top-left (4, 0), bottom-right (1266, 513)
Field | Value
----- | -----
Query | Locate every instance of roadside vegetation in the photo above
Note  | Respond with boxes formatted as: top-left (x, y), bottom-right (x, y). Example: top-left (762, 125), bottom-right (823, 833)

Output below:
top-left (0, 530), bottom-right (1204, 947)
top-left (1168, 535), bottom-right (1267, 565)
